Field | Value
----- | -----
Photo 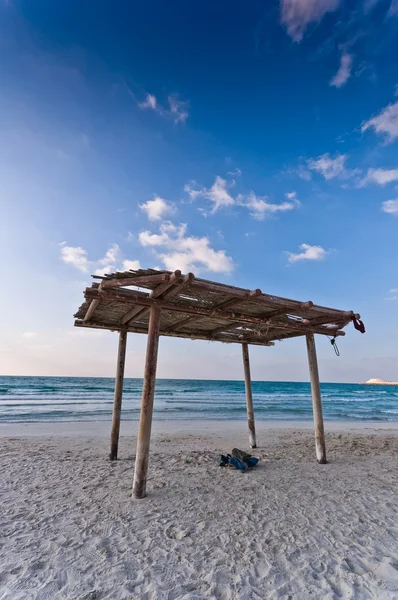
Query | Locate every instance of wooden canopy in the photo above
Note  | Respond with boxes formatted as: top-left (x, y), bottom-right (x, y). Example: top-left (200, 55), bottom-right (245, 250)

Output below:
top-left (74, 268), bottom-right (359, 345)
top-left (73, 268), bottom-right (362, 499)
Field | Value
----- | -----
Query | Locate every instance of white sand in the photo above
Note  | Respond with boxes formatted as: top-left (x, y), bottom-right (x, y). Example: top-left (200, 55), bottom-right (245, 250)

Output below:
top-left (1, 420), bottom-right (398, 599)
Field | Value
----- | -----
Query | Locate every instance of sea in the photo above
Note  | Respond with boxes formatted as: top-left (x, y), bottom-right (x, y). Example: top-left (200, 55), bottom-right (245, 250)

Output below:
top-left (0, 376), bottom-right (398, 423)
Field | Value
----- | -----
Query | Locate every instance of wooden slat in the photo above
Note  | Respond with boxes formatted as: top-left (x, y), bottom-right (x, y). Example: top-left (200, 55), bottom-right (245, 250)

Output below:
top-left (120, 272), bottom-right (193, 326)
top-left (84, 287), bottom-right (346, 337)
top-left (101, 272), bottom-right (170, 290)
top-left (150, 289), bottom-right (261, 333)
top-left (149, 270), bottom-right (182, 298)
top-left (74, 319), bottom-right (276, 346)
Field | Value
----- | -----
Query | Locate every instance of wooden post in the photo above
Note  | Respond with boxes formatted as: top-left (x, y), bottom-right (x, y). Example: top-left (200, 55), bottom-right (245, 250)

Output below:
top-left (305, 333), bottom-right (327, 464)
top-left (109, 328), bottom-right (128, 460)
top-left (132, 305), bottom-right (161, 499)
top-left (242, 343), bottom-right (256, 448)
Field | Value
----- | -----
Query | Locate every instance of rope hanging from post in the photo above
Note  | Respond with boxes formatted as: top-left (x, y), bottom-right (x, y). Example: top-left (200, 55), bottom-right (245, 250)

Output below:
top-left (329, 336), bottom-right (340, 356)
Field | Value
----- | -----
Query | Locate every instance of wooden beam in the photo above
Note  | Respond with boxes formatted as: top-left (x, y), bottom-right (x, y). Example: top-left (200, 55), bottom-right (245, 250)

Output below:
top-left (120, 306), bottom-right (147, 325)
top-left (242, 343), bottom-right (256, 448)
top-left (193, 279), bottom-right (318, 312)
top-left (209, 322), bottom-right (248, 335)
top-left (109, 328), bottom-right (128, 460)
top-left (74, 319), bottom-right (275, 346)
top-left (149, 270), bottom-right (182, 298)
top-left (120, 271), bottom-right (191, 326)
top-left (101, 272), bottom-right (170, 290)
top-left (307, 312), bottom-right (355, 327)
top-left (306, 333), bottom-right (327, 464)
top-left (85, 287), bottom-right (346, 337)
top-left (132, 305), bottom-right (161, 499)
top-left (83, 298), bottom-right (100, 322)
top-left (163, 294), bottom-right (251, 332)
top-left (159, 272), bottom-right (195, 301)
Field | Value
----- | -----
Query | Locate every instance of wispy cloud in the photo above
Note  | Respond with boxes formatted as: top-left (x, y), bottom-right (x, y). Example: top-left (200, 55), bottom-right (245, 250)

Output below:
top-left (185, 176), bottom-right (235, 213)
top-left (361, 100), bottom-right (398, 143)
top-left (330, 52), bottom-right (353, 88)
top-left (237, 191), bottom-right (300, 221)
top-left (139, 196), bottom-right (175, 221)
top-left (60, 243), bottom-right (141, 275)
top-left (227, 168), bottom-right (242, 177)
top-left (137, 92), bottom-right (189, 124)
top-left (280, 0), bottom-right (342, 42)
top-left (307, 153), bottom-right (353, 180)
top-left (185, 176), bottom-right (300, 219)
top-left (168, 96), bottom-right (189, 124)
top-left (121, 259), bottom-right (141, 271)
top-left (60, 243), bottom-right (89, 272)
top-left (138, 93), bottom-right (157, 110)
top-left (360, 168), bottom-right (398, 186)
top-left (382, 198), bottom-right (398, 215)
top-left (22, 332), bottom-right (38, 339)
top-left (286, 243), bottom-right (328, 263)
top-left (138, 221), bottom-right (234, 273)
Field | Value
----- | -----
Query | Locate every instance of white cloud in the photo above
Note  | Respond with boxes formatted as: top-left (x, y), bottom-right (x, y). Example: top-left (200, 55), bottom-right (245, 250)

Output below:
top-left (382, 199), bottom-right (398, 215)
top-left (185, 176), bottom-right (235, 213)
top-left (186, 176), bottom-right (301, 220)
top-left (139, 196), bottom-right (175, 221)
top-left (93, 244), bottom-right (121, 275)
top-left (122, 259), bottom-right (141, 271)
top-left (307, 153), bottom-right (351, 180)
top-left (237, 191), bottom-right (299, 221)
top-left (361, 101), bottom-right (398, 143)
top-left (137, 92), bottom-right (189, 124)
top-left (60, 242), bottom-right (89, 272)
top-left (330, 52), bottom-right (353, 88)
top-left (390, 288), bottom-right (398, 293)
top-left (61, 242), bottom-right (141, 275)
top-left (361, 168), bottom-right (398, 186)
top-left (22, 332), bottom-right (37, 339)
top-left (286, 243), bottom-right (327, 263)
top-left (100, 244), bottom-right (120, 264)
top-left (168, 96), bottom-right (189, 124)
top-left (285, 191), bottom-right (298, 201)
top-left (280, 0), bottom-right (342, 42)
top-left (385, 296), bottom-right (398, 300)
top-left (138, 93), bottom-right (157, 110)
top-left (138, 221), bottom-right (234, 273)
top-left (227, 168), bottom-right (242, 177)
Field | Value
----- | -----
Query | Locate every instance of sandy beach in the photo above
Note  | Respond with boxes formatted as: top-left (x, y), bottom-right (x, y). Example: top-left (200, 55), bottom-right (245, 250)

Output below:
top-left (1, 420), bottom-right (398, 599)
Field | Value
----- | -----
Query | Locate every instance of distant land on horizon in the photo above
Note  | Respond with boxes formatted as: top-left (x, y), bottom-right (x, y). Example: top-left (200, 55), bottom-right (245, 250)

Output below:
top-left (1, 374), bottom-right (397, 386)
top-left (362, 378), bottom-right (398, 386)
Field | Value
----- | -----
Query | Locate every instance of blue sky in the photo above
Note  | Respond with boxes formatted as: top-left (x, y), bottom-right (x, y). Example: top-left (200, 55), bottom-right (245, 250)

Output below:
top-left (1, 0), bottom-right (397, 381)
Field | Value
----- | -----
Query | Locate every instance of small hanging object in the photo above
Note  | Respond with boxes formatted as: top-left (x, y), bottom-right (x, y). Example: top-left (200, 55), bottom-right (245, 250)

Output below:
top-left (330, 336), bottom-right (340, 356)
top-left (352, 316), bottom-right (366, 334)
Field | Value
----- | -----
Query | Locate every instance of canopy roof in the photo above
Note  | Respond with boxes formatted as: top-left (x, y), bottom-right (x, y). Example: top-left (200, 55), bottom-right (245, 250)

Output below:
top-left (74, 268), bottom-right (360, 346)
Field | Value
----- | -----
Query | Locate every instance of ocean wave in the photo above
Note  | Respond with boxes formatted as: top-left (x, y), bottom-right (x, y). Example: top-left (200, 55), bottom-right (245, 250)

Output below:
top-left (1, 377), bottom-right (398, 423)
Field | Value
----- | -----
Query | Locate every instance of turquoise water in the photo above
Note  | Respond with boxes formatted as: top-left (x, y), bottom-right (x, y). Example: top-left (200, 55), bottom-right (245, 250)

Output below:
top-left (0, 376), bottom-right (397, 423)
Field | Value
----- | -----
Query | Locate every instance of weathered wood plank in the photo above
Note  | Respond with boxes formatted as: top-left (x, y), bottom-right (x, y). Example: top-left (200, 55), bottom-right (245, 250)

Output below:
top-left (101, 273), bottom-right (170, 290)
top-left (242, 343), bottom-right (256, 448)
top-left (85, 287), bottom-right (346, 337)
top-left (306, 333), bottom-right (327, 464)
top-left (74, 319), bottom-right (275, 346)
top-left (109, 328), bottom-right (128, 460)
top-left (132, 306), bottom-right (161, 499)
